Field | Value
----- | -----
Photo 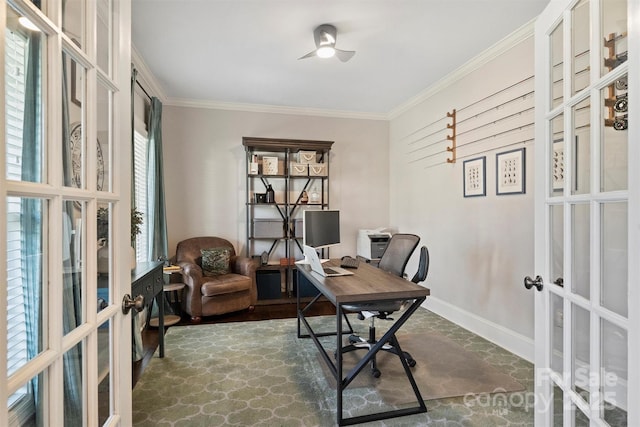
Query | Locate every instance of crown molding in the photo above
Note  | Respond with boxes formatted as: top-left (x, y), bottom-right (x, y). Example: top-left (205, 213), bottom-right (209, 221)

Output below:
top-left (165, 97), bottom-right (388, 121)
top-left (131, 45), bottom-right (167, 102)
top-left (132, 18), bottom-right (534, 121)
top-left (387, 18), bottom-right (536, 120)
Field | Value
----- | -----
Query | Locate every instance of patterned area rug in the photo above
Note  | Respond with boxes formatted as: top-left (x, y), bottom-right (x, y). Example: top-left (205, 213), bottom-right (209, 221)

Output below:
top-left (133, 308), bottom-right (535, 426)
top-left (318, 331), bottom-right (523, 404)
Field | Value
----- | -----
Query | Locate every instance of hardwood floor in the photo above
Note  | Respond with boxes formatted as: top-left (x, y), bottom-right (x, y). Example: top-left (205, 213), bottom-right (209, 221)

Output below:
top-left (132, 300), bottom-right (335, 387)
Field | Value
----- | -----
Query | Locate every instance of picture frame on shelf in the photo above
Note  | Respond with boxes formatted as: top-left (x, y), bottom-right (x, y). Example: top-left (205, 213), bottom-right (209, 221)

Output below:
top-left (463, 156), bottom-right (486, 197)
top-left (496, 147), bottom-right (526, 195)
top-left (249, 154), bottom-right (259, 175)
top-left (262, 156), bottom-right (279, 175)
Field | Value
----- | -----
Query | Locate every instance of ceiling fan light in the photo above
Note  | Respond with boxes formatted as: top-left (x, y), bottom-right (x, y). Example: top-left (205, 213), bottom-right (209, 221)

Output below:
top-left (317, 46), bottom-right (335, 59)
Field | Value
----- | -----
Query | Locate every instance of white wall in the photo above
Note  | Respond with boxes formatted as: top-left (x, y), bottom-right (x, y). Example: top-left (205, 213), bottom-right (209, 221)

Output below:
top-left (156, 34), bottom-right (537, 360)
top-left (389, 36), bottom-right (536, 360)
top-left (161, 107), bottom-right (390, 260)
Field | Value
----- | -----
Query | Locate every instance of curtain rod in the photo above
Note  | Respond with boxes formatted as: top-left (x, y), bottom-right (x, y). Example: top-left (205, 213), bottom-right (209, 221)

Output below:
top-left (135, 79), bottom-right (152, 101)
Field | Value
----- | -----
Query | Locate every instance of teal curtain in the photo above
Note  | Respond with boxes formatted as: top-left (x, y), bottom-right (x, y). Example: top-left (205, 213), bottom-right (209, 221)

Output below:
top-left (61, 52), bottom-right (83, 427)
top-left (20, 28), bottom-right (43, 424)
top-left (130, 70), bottom-right (145, 359)
top-left (146, 97), bottom-right (168, 261)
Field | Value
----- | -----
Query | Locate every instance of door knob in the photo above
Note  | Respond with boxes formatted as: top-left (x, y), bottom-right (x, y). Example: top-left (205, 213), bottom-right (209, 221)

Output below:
top-left (122, 294), bottom-right (145, 314)
top-left (524, 275), bottom-right (543, 292)
top-left (553, 277), bottom-right (564, 287)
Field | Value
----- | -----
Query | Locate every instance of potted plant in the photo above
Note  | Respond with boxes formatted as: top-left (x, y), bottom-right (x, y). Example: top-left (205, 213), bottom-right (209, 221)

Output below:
top-left (97, 207), bottom-right (143, 272)
top-left (130, 208), bottom-right (143, 245)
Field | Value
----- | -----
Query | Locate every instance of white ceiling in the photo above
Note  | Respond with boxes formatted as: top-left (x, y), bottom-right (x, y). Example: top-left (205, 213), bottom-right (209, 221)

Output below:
top-left (131, 1), bottom-right (549, 117)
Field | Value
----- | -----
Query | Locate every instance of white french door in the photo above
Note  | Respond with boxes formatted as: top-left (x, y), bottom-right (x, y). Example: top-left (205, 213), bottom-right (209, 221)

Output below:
top-left (533, 0), bottom-right (638, 425)
top-left (1, 0), bottom-right (133, 426)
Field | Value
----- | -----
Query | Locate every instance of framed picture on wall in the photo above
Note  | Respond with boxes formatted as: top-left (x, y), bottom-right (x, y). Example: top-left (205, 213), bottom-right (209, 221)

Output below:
top-left (70, 59), bottom-right (82, 107)
top-left (496, 147), bottom-right (526, 195)
top-left (463, 156), bottom-right (486, 197)
top-left (70, 39), bottom-right (82, 107)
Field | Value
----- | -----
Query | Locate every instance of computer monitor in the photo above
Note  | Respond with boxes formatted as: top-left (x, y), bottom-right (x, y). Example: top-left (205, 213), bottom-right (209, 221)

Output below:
top-left (303, 209), bottom-right (340, 249)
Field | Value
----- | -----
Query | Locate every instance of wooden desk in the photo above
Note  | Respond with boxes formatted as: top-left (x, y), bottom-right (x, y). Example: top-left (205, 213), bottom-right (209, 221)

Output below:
top-left (297, 260), bottom-right (430, 426)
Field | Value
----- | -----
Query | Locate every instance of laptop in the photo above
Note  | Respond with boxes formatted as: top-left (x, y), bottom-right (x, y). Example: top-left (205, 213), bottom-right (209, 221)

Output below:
top-left (302, 245), bottom-right (354, 277)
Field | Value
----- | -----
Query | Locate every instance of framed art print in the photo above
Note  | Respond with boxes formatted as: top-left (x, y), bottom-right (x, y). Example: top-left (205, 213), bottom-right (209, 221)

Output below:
top-left (463, 156), bottom-right (486, 197)
top-left (496, 147), bottom-right (526, 195)
top-left (70, 39), bottom-right (82, 107)
top-left (552, 139), bottom-right (564, 191)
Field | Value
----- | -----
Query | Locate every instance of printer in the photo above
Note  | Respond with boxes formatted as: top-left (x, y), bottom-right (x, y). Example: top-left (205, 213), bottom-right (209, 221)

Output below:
top-left (357, 229), bottom-right (393, 261)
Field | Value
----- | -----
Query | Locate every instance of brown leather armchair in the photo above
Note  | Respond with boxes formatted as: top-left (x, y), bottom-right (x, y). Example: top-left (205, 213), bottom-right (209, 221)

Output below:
top-left (175, 236), bottom-right (257, 323)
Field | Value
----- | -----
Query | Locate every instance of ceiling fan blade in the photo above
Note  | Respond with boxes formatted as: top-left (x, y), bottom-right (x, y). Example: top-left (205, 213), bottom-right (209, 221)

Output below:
top-left (301, 24), bottom-right (355, 62)
top-left (334, 49), bottom-right (355, 62)
top-left (298, 49), bottom-right (318, 60)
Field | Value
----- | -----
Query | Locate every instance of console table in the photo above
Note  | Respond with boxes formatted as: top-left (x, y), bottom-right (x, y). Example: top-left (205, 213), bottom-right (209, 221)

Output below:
top-left (131, 261), bottom-right (165, 357)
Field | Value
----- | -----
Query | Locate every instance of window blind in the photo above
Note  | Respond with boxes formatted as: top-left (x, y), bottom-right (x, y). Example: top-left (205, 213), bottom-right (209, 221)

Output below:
top-left (133, 130), bottom-right (149, 261)
top-left (5, 28), bottom-right (30, 409)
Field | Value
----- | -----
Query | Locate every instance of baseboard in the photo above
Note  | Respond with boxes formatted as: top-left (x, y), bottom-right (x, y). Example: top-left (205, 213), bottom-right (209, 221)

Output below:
top-left (422, 297), bottom-right (534, 363)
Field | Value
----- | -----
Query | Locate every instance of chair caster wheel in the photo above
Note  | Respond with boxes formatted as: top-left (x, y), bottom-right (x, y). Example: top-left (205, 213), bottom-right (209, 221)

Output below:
top-left (372, 369), bottom-right (381, 378)
top-left (402, 351), bottom-right (416, 367)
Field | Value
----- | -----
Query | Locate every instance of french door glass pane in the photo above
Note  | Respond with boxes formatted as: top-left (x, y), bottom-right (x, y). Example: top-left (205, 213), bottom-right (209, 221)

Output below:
top-left (6, 197), bottom-right (46, 372)
top-left (62, 0), bottom-right (84, 48)
top-left (96, 82), bottom-right (111, 192)
top-left (573, 405), bottom-right (589, 426)
top-left (571, 304), bottom-right (590, 403)
top-left (572, 98), bottom-right (590, 195)
top-left (97, 320), bottom-right (111, 425)
top-left (97, 203), bottom-right (113, 277)
top-left (550, 20), bottom-right (564, 109)
top-left (600, 85), bottom-right (628, 192)
top-left (9, 371), bottom-right (45, 426)
top-left (601, 319), bottom-right (627, 425)
top-left (63, 201), bottom-right (84, 334)
top-left (63, 49), bottom-right (85, 189)
top-left (63, 341), bottom-right (83, 426)
top-left (601, 0), bottom-right (627, 77)
top-left (550, 204), bottom-right (564, 287)
top-left (5, 5), bottom-right (44, 183)
top-left (550, 292), bottom-right (564, 373)
top-left (96, 0), bottom-right (112, 75)
top-left (600, 202), bottom-right (627, 317)
top-left (550, 114), bottom-right (564, 196)
top-left (571, 203), bottom-right (589, 299)
top-left (571, 0), bottom-right (590, 95)
top-left (553, 385), bottom-right (563, 426)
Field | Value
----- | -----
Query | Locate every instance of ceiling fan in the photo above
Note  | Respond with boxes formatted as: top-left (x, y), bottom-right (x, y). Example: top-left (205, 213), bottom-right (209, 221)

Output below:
top-left (298, 24), bottom-right (355, 62)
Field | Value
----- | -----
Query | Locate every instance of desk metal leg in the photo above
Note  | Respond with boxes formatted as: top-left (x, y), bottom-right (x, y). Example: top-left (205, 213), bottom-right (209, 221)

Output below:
top-left (296, 289), bottom-right (426, 425)
top-left (337, 297), bottom-right (427, 426)
top-left (297, 291), bottom-right (353, 339)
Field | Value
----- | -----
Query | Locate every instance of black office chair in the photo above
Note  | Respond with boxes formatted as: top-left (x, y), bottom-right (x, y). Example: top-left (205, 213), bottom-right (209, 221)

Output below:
top-left (341, 234), bottom-right (426, 378)
top-left (410, 246), bottom-right (430, 284)
top-left (376, 234), bottom-right (420, 278)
